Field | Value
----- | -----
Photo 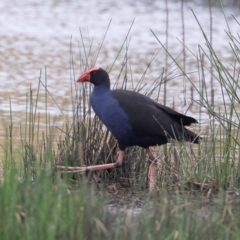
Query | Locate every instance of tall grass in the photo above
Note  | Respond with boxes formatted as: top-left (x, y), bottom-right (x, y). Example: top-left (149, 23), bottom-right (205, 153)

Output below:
top-left (0, 168), bottom-right (110, 240)
top-left (151, 8), bottom-right (240, 191)
top-left (1, 167), bottom-right (240, 240)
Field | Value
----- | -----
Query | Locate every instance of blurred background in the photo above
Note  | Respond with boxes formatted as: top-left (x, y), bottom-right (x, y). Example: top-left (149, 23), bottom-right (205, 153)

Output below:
top-left (0, 0), bottom-right (239, 123)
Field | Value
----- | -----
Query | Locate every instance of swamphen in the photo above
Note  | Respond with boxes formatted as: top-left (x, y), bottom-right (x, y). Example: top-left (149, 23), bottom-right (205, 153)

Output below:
top-left (63, 67), bottom-right (200, 190)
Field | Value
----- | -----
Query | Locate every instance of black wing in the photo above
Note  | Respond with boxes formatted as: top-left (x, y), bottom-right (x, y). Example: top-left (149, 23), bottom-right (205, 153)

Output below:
top-left (111, 89), bottom-right (199, 142)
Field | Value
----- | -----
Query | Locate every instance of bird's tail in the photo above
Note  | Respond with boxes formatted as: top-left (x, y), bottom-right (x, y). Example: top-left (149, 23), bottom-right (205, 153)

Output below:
top-left (172, 125), bottom-right (201, 144)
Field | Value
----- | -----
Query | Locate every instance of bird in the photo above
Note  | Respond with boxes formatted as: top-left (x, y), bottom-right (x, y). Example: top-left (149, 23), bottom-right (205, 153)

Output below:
top-left (59, 67), bottom-right (200, 190)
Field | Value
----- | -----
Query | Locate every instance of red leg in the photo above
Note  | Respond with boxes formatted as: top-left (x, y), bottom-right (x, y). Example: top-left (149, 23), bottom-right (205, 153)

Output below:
top-left (146, 148), bottom-right (157, 191)
top-left (56, 150), bottom-right (124, 173)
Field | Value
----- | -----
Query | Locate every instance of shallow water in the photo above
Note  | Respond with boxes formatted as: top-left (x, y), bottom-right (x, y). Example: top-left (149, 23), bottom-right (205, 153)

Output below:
top-left (0, 0), bottom-right (240, 135)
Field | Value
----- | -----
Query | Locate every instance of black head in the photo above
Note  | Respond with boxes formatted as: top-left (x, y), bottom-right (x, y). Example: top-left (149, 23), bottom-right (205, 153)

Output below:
top-left (77, 67), bottom-right (110, 88)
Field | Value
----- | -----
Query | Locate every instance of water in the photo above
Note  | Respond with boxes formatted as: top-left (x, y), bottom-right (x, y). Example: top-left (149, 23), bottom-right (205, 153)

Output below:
top-left (0, 0), bottom-right (239, 124)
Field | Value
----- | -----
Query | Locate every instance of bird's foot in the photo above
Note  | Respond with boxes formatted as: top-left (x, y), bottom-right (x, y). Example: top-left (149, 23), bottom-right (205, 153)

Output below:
top-left (55, 165), bottom-right (88, 174)
top-left (56, 161), bottom-right (122, 174)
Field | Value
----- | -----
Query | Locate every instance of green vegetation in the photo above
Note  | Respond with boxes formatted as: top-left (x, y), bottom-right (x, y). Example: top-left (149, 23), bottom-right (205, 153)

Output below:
top-left (1, 9), bottom-right (240, 240)
top-left (1, 169), bottom-right (240, 240)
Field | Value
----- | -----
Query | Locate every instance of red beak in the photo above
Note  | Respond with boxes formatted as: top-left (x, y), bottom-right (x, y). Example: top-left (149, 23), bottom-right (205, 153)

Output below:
top-left (77, 72), bottom-right (90, 82)
top-left (77, 67), bottom-right (100, 83)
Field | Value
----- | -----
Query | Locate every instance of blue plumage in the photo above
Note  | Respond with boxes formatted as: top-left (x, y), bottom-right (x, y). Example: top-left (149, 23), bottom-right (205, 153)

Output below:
top-left (90, 85), bottom-right (133, 148)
